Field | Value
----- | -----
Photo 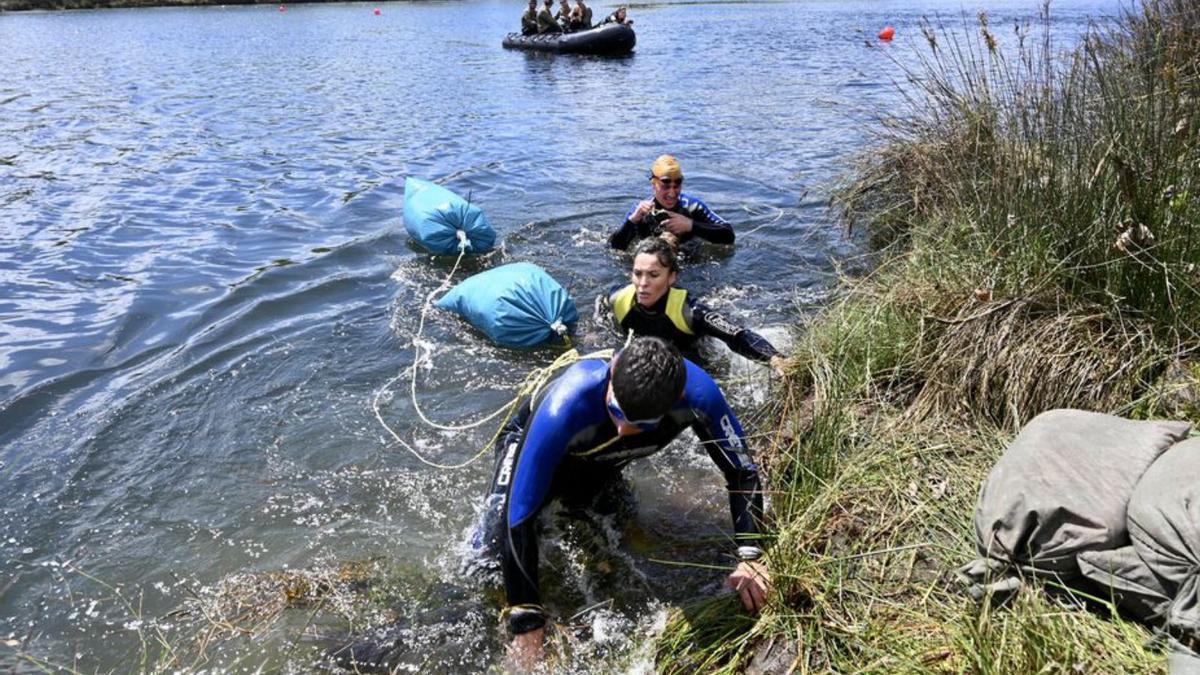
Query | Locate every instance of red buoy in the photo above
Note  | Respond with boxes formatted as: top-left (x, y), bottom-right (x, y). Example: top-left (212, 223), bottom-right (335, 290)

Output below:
top-left (879, 26), bottom-right (895, 41)
top-left (373, 7), bottom-right (381, 14)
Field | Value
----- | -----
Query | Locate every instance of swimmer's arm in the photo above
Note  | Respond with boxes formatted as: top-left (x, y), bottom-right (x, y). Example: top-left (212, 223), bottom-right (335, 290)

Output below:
top-left (683, 364), bottom-right (764, 545)
top-left (683, 196), bottom-right (734, 244)
top-left (691, 299), bottom-right (780, 363)
top-left (609, 218), bottom-right (640, 250)
top-left (688, 394), bottom-right (770, 613)
top-left (498, 382), bottom-right (585, 635)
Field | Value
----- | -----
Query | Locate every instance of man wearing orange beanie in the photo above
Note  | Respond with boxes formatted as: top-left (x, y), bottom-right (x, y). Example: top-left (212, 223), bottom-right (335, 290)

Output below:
top-left (609, 155), bottom-right (734, 250)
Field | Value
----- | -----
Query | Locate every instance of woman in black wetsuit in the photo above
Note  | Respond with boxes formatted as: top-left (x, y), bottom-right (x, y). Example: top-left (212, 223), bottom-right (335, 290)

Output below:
top-left (599, 237), bottom-right (788, 376)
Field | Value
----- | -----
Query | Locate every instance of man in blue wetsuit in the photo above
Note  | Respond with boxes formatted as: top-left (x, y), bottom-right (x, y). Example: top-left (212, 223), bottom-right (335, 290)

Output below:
top-left (609, 155), bottom-right (735, 250)
top-left (475, 337), bottom-right (769, 665)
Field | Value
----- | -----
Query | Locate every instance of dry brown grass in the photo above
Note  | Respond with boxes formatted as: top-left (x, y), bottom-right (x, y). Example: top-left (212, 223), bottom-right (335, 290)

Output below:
top-left (908, 298), bottom-right (1163, 428)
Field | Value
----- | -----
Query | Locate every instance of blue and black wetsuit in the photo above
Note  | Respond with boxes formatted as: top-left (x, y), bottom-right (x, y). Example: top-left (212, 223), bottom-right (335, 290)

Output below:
top-left (599, 284), bottom-right (780, 365)
top-left (609, 193), bottom-right (734, 250)
top-left (479, 357), bottom-right (763, 635)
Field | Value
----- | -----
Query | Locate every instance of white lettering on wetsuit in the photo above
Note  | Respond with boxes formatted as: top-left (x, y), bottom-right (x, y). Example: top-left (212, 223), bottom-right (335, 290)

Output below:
top-left (496, 442), bottom-right (518, 487)
top-left (704, 311), bottom-right (741, 338)
top-left (720, 414), bottom-right (744, 451)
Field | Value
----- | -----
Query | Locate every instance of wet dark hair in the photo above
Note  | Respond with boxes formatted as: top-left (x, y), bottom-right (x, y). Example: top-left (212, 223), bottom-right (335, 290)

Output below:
top-left (632, 236), bottom-right (680, 274)
top-left (611, 337), bottom-right (686, 420)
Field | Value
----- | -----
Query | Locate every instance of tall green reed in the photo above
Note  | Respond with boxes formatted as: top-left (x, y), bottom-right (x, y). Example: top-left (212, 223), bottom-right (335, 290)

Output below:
top-left (841, 0), bottom-right (1200, 341)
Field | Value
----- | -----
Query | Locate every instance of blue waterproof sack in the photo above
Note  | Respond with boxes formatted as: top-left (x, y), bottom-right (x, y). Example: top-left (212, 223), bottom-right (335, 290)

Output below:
top-left (436, 263), bottom-right (578, 348)
top-left (403, 177), bottom-right (497, 255)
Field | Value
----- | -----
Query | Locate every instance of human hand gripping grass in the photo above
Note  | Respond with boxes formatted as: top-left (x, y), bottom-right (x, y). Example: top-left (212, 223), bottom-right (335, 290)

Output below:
top-left (769, 355), bottom-right (789, 379)
top-left (724, 559), bottom-right (770, 613)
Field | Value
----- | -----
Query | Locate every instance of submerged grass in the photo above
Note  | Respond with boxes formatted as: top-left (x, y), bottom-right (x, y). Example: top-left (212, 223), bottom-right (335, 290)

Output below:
top-left (656, 0), bottom-right (1200, 671)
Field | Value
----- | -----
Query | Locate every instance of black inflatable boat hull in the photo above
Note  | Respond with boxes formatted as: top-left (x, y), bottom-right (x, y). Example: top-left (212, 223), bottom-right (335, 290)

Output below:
top-left (502, 23), bottom-right (635, 56)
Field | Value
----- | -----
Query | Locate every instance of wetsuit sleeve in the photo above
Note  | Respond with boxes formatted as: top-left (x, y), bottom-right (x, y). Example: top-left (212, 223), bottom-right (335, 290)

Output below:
top-left (683, 362), bottom-right (764, 548)
top-left (690, 299), bottom-right (780, 363)
top-left (498, 377), bottom-right (581, 632)
top-left (684, 196), bottom-right (734, 245)
top-left (609, 203), bottom-right (649, 250)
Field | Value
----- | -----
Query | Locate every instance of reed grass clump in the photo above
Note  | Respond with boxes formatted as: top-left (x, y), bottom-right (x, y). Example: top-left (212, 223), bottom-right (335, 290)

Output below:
top-left (842, 0), bottom-right (1200, 342)
top-left (656, 0), bottom-right (1199, 671)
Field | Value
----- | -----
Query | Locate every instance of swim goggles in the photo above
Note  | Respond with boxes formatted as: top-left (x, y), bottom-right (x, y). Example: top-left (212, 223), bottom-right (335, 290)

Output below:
top-left (605, 390), bottom-right (663, 431)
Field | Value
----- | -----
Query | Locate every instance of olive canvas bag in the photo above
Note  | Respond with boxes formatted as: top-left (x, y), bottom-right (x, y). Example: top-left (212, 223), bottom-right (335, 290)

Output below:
top-left (961, 409), bottom-right (1190, 594)
top-left (1128, 438), bottom-right (1200, 639)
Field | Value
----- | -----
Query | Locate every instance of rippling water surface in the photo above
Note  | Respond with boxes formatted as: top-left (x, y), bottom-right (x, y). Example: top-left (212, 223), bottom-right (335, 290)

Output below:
top-left (1, 0), bottom-right (1117, 670)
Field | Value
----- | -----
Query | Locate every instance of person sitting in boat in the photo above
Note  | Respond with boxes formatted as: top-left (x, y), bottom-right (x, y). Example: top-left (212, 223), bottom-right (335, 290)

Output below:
top-left (472, 336), bottom-right (769, 668)
top-left (599, 237), bottom-right (787, 376)
top-left (609, 154), bottom-right (734, 250)
top-left (520, 0), bottom-right (538, 35)
top-left (568, 0), bottom-right (592, 30)
top-left (599, 5), bottom-right (632, 25)
top-left (536, 0), bottom-right (561, 34)
top-left (554, 0), bottom-right (573, 31)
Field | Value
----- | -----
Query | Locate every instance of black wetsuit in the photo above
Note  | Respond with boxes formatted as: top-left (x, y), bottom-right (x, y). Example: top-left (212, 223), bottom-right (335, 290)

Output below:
top-left (609, 192), bottom-right (734, 250)
top-left (475, 358), bottom-right (763, 635)
top-left (600, 284), bottom-right (780, 364)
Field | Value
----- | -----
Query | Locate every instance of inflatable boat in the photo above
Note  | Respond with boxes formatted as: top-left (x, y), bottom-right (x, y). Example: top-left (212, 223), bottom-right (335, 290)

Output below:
top-left (502, 23), bottom-right (635, 56)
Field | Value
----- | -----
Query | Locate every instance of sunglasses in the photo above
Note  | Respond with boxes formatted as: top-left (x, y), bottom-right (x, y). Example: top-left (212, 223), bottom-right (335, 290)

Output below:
top-left (652, 175), bottom-right (684, 189)
top-left (606, 390), bottom-right (663, 431)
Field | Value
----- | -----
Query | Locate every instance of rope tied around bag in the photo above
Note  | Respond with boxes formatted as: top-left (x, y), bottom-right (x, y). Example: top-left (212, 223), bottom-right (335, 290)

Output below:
top-left (550, 319), bottom-right (573, 348)
top-left (372, 238), bottom-right (608, 469)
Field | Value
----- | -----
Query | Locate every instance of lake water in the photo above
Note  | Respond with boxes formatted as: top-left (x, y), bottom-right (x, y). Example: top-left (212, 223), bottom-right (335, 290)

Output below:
top-left (0, 0), bottom-right (1118, 670)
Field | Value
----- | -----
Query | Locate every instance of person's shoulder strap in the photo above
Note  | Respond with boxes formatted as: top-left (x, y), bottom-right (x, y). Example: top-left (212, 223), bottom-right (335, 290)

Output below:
top-left (611, 284), bottom-right (637, 324)
top-left (665, 287), bottom-right (695, 335)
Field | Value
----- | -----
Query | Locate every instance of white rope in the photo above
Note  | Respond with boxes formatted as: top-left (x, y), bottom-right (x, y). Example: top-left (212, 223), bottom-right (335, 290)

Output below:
top-left (373, 347), bottom-right (611, 470)
top-left (738, 206), bottom-right (786, 237)
top-left (372, 229), bottom-right (609, 469)
top-left (406, 232), bottom-right (503, 432)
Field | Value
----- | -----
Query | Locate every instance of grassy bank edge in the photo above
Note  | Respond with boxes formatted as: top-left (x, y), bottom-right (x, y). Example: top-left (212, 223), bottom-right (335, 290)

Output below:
top-left (654, 1), bottom-right (1200, 672)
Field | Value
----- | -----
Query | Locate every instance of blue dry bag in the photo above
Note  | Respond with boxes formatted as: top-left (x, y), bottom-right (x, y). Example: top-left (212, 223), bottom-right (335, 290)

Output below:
top-left (403, 177), bottom-right (497, 255)
top-left (436, 262), bottom-right (578, 348)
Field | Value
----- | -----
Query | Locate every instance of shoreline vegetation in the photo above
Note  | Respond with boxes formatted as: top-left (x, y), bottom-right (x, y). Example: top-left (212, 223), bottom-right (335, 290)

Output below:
top-left (657, 0), bottom-right (1200, 672)
top-left (6, 1), bottom-right (1197, 673)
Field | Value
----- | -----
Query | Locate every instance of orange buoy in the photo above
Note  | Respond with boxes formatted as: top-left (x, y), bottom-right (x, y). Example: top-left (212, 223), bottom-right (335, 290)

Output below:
top-left (373, 7), bottom-right (381, 14)
top-left (878, 26), bottom-right (895, 40)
